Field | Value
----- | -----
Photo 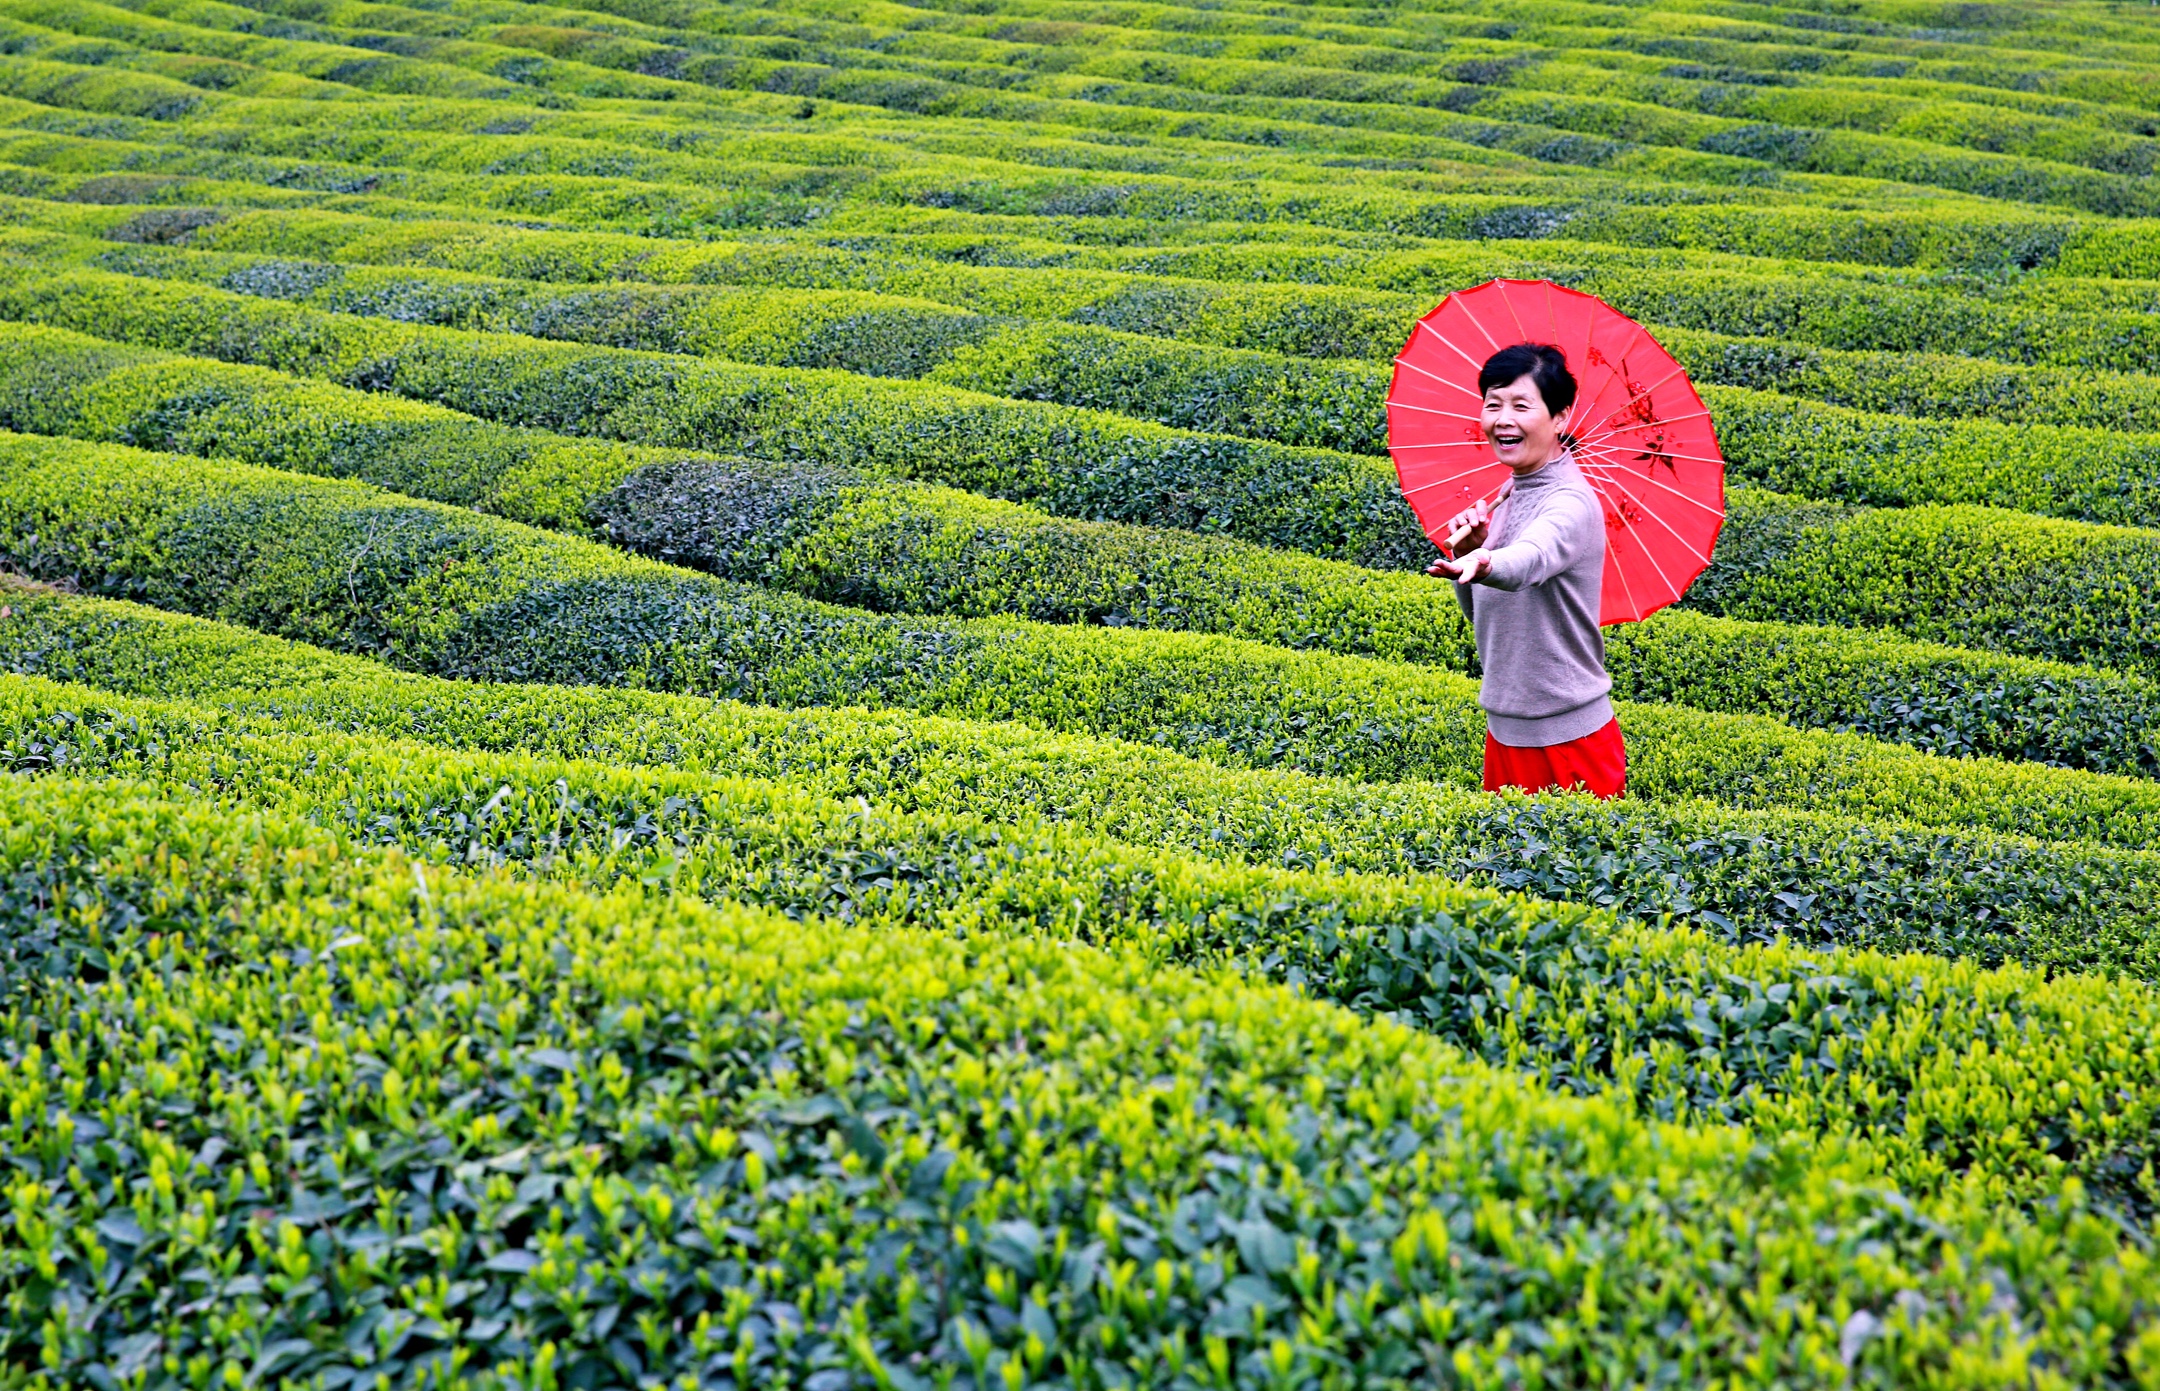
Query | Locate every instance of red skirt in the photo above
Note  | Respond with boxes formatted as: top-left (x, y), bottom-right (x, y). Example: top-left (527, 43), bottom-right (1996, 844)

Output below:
top-left (1483, 718), bottom-right (1626, 799)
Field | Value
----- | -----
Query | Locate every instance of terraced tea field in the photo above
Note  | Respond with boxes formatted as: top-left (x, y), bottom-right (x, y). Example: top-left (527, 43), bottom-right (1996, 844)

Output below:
top-left (6, 0), bottom-right (2160, 1383)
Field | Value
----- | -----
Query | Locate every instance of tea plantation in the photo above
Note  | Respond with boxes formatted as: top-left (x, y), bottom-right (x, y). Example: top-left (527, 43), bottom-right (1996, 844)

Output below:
top-left (7, 0), bottom-right (2160, 1384)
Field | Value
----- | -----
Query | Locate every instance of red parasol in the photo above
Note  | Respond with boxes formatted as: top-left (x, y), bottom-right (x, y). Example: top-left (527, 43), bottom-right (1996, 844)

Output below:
top-left (1385, 279), bottom-right (1726, 625)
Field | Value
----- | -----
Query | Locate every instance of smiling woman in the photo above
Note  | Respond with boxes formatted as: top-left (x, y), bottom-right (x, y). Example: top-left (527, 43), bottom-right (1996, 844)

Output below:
top-left (1430, 343), bottom-right (1626, 797)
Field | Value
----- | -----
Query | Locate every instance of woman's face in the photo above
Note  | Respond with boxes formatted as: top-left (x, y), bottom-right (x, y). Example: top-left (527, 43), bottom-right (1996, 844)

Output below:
top-left (1481, 372), bottom-right (1569, 470)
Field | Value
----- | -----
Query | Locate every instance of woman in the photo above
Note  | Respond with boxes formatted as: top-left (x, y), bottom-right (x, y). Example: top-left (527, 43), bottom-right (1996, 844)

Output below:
top-left (1427, 342), bottom-right (1625, 799)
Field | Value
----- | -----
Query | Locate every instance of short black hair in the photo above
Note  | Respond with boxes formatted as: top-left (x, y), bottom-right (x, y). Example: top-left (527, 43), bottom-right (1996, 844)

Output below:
top-left (1478, 343), bottom-right (1577, 416)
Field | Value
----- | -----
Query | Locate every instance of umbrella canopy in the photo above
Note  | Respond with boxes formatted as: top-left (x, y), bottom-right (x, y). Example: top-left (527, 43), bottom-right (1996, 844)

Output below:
top-left (1386, 279), bottom-right (1726, 625)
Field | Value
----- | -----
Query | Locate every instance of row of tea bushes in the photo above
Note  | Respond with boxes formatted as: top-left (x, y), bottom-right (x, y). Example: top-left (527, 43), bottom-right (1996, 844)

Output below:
top-left (33, 0), bottom-right (2160, 197)
top-left (0, 95), bottom-right (1827, 251)
top-left (0, 271), bottom-right (1443, 570)
top-left (12, 434), bottom-right (2160, 846)
top-left (494, 0), bottom-right (2160, 191)
top-left (0, 297), bottom-right (2147, 781)
top-left (21, 3), bottom-right (2160, 276)
top-left (8, 491), bottom-right (2160, 968)
top-left (21, 261), bottom-right (2160, 537)
top-left (595, 457), bottom-right (2160, 775)
top-left (3, 313), bottom-right (2155, 774)
top-left (15, 666), bottom-right (2160, 1220)
top-left (11, 578), bottom-right (2148, 970)
top-left (614, 42), bottom-right (2160, 219)
top-left (8, 296), bottom-right (2160, 684)
top-left (16, 260), bottom-right (2160, 550)
top-left (72, 231), bottom-right (2160, 440)
top-left (10, 578), bottom-right (2160, 962)
top-left (115, 201), bottom-right (2160, 374)
top-left (89, 0), bottom-right (2156, 223)
top-left (11, 772), bottom-right (2155, 1388)
top-left (1688, 491), bottom-right (2160, 680)
top-left (1, 49), bottom-right (2146, 278)
top-left (83, 0), bottom-right (2147, 228)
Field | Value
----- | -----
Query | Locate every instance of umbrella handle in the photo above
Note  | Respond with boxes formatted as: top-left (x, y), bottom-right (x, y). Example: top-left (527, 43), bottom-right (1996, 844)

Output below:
top-left (1441, 478), bottom-right (1513, 556)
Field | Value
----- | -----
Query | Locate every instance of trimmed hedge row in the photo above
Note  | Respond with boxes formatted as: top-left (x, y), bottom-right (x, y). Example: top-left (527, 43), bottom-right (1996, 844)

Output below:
top-left (0, 319), bottom-right (657, 531)
top-left (13, 434), bottom-right (2160, 851)
top-left (0, 268), bottom-right (1441, 571)
top-left (8, 569), bottom-right (2160, 983)
top-left (166, 0), bottom-right (2160, 225)
top-left (3, 311), bottom-right (2156, 770)
top-left (482, 8), bottom-right (2160, 183)
top-left (0, 292), bottom-right (2148, 782)
top-left (1690, 492), bottom-right (2160, 679)
top-left (663, 44), bottom-right (2160, 219)
top-left (123, 0), bottom-right (2139, 226)
top-left (12, 300), bottom-right (2160, 699)
top-left (599, 457), bottom-right (2160, 774)
top-left (79, 232), bottom-right (2160, 439)
top-left (17, 264), bottom-right (2160, 561)
top-left (12, 776), bottom-right (2156, 1388)
top-left (0, 94), bottom-right (1884, 258)
top-left (22, 0), bottom-right (2160, 278)
top-left (92, 0), bottom-right (2160, 200)
top-left (0, 66), bottom-right (2136, 285)
top-left (144, 202), bottom-right (2160, 375)
top-left (18, 666), bottom-right (2160, 1227)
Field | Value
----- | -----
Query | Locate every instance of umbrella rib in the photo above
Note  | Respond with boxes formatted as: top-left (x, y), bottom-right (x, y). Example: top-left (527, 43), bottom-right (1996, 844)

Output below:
top-left (1605, 524), bottom-right (1647, 624)
top-left (1414, 316), bottom-right (1493, 378)
top-left (1571, 444), bottom-right (1730, 520)
top-left (1575, 438), bottom-right (1731, 474)
top-left (1496, 280), bottom-right (1535, 347)
top-left (1389, 354), bottom-right (1484, 397)
top-left (1583, 403), bottom-right (1718, 436)
top-left (1453, 292), bottom-right (1509, 357)
top-left (1580, 466), bottom-right (1729, 523)
top-left (1390, 439), bottom-right (1494, 451)
top-left (1594, 347), bottom-right (1694, 425)
top-left (1401, 462), bottom-right (1503, 498)
top-left (1577, 460), bottom-right (1719, 567)
top-left (1575, 288), bottom-right (1597, 409)
top-left (1390, 401), bottom-right (1484, 421)
top-left (1603, 497), bottom-right (1684, 604)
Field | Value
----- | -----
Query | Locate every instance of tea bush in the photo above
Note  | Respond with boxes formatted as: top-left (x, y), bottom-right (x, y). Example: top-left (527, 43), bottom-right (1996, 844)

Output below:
top-left (8, 581), bottom-right (2160, 974)
top-left (12, 670), bottom-right (2160, 1220)
top-left (9, 0), bottom-right (2160, 1367)
top-left (11, 434), bottom-right (2160, 851)
top-left (12, 773), bottom-right (2157, 1386)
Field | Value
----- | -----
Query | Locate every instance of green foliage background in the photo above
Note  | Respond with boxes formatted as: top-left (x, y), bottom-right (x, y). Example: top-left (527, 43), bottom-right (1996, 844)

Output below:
top-left (3, 0), bottom-right (2160, 1384)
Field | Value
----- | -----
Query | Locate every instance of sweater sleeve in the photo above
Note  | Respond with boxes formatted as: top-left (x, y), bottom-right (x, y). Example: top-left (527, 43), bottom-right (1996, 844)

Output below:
top-left (1478, 487), bottom-right (1598, 592)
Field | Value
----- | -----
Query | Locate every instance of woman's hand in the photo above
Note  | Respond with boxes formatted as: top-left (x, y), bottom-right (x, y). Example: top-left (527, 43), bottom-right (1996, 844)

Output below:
top-left (1443, 500), bottom-right (1491, 556)
top-left (1428, 548), bottom-right (1493, 584)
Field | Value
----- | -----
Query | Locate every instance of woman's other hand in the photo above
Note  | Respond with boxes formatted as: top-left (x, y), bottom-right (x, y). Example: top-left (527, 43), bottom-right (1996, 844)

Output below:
top-left (1428, 548), bottom-right (1493, 584)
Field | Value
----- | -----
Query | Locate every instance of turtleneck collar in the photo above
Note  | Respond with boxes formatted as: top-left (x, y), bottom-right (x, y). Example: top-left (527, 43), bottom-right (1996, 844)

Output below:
top-left (1508, 449), bottom-right (1579, 492)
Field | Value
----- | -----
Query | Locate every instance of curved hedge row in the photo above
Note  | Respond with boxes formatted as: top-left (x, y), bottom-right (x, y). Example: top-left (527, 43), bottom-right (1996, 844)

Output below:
top-left (13, 774), bottom-right (2153, 1387)
top-left (78, 231), bottom-right (2160, 440)
top-left (30, 0), bottom-right (2160, 231)
top-left (12, 317), bottom-right (2160, 708)
top-left (112, 8), bottom-right (2160, 227)
top-left (149, 203), bottom-right (2160, 374)
top-left (13, 434), bottom-right (2160, 851)
top-left (0, 268), bottom-right (1441, 570)
top-left (13, 90), bottom-right (2089, 271)
top-left (7, 565), bottom-right (2160, 983)
top-left (16, 666), bottom-right (2160, 1226)
top-left (599, 457), bottom-right (2160, 774)
top-left (1691, 492), bottom-right (2160, 679)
